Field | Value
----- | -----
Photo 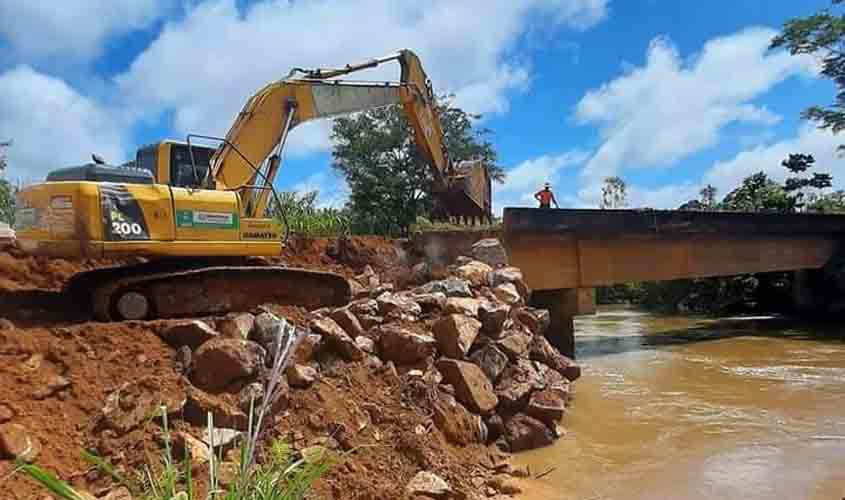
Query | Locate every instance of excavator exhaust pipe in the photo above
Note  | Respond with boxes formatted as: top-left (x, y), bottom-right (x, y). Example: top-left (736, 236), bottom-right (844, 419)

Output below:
top-left (437, 160), bottom-right (493, 225)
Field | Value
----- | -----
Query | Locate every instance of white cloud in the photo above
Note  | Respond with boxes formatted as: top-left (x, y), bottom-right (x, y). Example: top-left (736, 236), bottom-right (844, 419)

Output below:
top-left (0, 0), bottom-right (174, 62)
top-left (291, 170), bottom-right (349, 209)
top-left (579, 125), bottom-right (845, 210)
top-left (627, 183), bottom-right (700, 209)
top-left (703, 124), bottom-right (845, 195)
top-left (0, 66), bottom-right (125, 182)
top-left (116, 0), bottom-right (609, 154)
top-left (494, 150), bottom-right (590, 212)
top-left (575, 28), bottom-right (815, 185)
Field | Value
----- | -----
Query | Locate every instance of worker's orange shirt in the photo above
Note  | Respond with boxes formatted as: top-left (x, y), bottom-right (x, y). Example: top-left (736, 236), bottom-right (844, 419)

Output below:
top-left (537, 190), bottom-right (553, 204)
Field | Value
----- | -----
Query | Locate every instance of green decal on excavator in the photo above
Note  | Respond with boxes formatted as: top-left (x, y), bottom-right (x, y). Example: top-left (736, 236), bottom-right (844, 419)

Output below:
top-left (176, 210), bottom-right (239, 229)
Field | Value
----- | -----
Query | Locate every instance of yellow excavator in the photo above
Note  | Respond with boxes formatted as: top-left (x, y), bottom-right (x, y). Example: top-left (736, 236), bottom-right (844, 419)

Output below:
top-left (13, 50), bottom-right (492, 321)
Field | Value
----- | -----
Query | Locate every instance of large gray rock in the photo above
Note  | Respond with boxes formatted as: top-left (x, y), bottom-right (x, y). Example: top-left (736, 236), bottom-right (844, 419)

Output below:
top-left (294, 333), bottom-right (322, 364)
top-left (493, 283), bottom-right (522, 306)
top-left (478, 301), bottom-right (509, 338)
top-left (411, 292), bottom-right (447, 314)
top-left (410, 261), bottom-right (431, 285)
top-left (160, 320), bottom-right (219, 349)
top-left (251, 312), bottom-right (281, 345)
top-left (529, 335), bottom-right (581, 381)
top-left (444, 297), bottom-right (481, 317)
top-left (348, 298), bottom-right (379, 318)
top-left (330, 307), bottom-right (364, 338)
top-left (471, 238), bottom-right (509, 268)
top-left (526, 386), bottom-right (569, 426)
top-left (406, 471), bottom-right (452, 498)
top-left (355, 336), bottom-right (375, 354)
top-left (495, 359), bottom-right (544, 412)
top-left (469, 344), bottom-right (509, 382)
top-left (414, 277), bottom-right (473, 298)
top-left (376, 292), bottom-right (421, 320)
top-left (378, 325), bottom-right (437, 365)
top-left (192, 338), bottom-right (266, 390)
top-left (355, 265), bottom-right (380, 289)
top-left (513, 307), bottom-right (550, 336)
top-left (349, 279), bottom-right (368, 299)
top-left (490, 266), bottom-right (529, 299)
top-left (437, 359), bottom-right (498, 415)
top-left (185, 386), bottom-right (249, 430)
top-left (237, 382), bottom-right (266, 412)
top-left (217, 312), bottom-right (255, 339)
top-left (310, 317), bottom-right (364, 361)
top-left (0, 423), bottom-right (41, 462)
top-left (102, 383), bottom-right (183, 433)
top-left (287, 364), bottom-right (318, 388)
top-left (496, 329), bottom-right (532, 361)
top-left (504, 414), bottom-right (554, 452)
top-left (454, 260), bottom-right (493, 287)
top-left (434, 314), bottom-right (482, 359)
top-left (433, 393), bottom-right (486, 446)
top-left (173, 431), bottom-right (211, 466)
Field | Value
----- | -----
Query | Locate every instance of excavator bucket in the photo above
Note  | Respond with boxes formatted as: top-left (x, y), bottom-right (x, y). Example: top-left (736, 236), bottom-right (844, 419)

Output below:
top-left (437, 160), bottom-right (492, 224)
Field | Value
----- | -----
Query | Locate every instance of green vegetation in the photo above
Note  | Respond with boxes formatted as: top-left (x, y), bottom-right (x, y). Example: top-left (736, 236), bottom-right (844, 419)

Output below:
top-left (331, 95), bottom-right (502, 236)
top-left (599, 176), bottom-right (628, 209)
top-left (0, 180), bottom-right (14, 226)
top-left (771, 0), bottom-right (845, 146)
top-left (0, 140), bottom-right (13, 225)
top-left (270, 190), bottom-right (350, 237)
top-left (17, 322), bottom-right (335, 500)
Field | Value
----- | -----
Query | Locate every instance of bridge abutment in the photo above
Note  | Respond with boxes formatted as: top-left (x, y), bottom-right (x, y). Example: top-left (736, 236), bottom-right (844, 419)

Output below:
top-left (531, 288), bottom-right (595, 358)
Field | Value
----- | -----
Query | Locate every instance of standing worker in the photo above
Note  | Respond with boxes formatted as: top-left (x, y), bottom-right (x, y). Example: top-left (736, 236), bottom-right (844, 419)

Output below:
top-left (534, 182), bottom-right (559, 209)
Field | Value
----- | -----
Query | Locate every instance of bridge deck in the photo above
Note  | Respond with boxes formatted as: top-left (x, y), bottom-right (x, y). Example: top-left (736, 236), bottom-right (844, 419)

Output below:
top-left (503, 208), bottom-right (845, 291)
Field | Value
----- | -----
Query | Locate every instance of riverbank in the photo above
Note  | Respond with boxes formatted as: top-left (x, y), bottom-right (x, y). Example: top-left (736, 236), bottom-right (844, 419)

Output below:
top-left (514, 306), bottom-right (845, 500)
top-left (0, 237), bottom-right (579, 499)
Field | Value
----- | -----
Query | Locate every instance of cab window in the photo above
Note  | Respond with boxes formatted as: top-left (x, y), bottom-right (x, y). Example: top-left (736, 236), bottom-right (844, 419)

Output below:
top-left (170, 144), bottom-right (214, 188)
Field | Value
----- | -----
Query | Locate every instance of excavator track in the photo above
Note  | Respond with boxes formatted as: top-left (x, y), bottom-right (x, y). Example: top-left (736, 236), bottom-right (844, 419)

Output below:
top-left (64, 259), bottom-right (351, 321)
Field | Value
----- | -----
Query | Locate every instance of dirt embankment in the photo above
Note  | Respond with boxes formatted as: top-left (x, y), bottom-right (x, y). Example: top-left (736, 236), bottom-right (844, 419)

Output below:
top-left (0, 236), bottom-right (574, 500)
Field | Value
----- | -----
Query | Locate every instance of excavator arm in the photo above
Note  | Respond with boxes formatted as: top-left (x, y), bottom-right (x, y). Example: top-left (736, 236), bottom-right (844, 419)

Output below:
top-left (209, 50), bottom-right (491, 222)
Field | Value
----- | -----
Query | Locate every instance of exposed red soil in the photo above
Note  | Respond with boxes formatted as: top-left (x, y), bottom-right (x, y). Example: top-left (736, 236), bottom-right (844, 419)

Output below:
top-left (0, 321), bottom-right (187, 499)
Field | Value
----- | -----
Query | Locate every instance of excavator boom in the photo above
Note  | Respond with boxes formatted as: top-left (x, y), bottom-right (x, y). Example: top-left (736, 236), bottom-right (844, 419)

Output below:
top-left (211, 50), bottom-right (491, 222)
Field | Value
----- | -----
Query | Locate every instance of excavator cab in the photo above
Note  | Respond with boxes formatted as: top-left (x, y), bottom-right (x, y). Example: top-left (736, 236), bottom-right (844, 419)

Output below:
top-left (44, 140), bottom-right (217, 190)
top-left (135, 141), bottom-right (216, 189)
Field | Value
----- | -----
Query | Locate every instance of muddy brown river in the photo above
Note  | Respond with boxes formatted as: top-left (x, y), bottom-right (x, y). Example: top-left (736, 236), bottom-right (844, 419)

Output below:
top-left (517, 306), bottom-right (845, 500)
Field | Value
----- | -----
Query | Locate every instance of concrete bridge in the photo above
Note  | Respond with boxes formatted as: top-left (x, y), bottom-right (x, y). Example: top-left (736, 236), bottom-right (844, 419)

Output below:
top-left (502, 208), bottom-right (845, 356)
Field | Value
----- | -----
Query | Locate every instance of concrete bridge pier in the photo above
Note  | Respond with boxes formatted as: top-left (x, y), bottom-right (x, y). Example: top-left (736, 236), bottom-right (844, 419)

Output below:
top-left (531, 288), bottom-right (595, 358)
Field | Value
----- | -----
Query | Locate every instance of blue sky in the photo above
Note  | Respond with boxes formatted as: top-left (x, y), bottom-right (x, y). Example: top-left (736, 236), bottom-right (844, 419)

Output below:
top-left (0, 0), bottom-right (840, 212)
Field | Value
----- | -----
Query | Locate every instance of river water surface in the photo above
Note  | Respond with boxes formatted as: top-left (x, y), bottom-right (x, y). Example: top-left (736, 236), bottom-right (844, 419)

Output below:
top-left (517, 306), bottom-right (845, 500)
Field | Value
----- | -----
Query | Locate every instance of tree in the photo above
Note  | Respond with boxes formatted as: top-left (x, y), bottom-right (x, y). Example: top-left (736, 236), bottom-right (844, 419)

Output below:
top-left (808, 189), bottom-right (845, 212)
top-left (772, 1), bottom-right (845, 148)
top-left (0, 139), bottom-right (10, 172)
top-left (331, 95), bottom-right (503, 235)
top-left (721, 172), bottom-right (790, 212)
top-left (781, 153), bottom-right (833, 210)
top-left (0, 140), bottom-right (13, 225)
top-left (700, 184), bottom-right (718, 209)
top-left (600, 176), bottom-right (628, 209)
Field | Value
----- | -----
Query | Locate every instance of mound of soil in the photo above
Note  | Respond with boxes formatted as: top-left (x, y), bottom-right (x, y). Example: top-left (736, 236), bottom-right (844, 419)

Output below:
top-left (0, 236), bottom-right (529, 500)
top-left (0, 320), bottom-right (187, 499)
